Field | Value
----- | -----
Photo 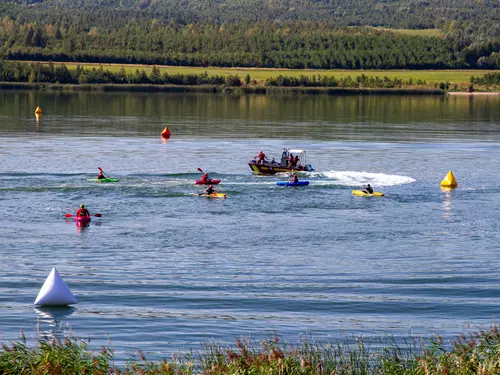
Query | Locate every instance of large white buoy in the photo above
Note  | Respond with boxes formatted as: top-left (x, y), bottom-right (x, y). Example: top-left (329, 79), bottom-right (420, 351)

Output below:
top-left (33, 267), bottom-right (78, 306)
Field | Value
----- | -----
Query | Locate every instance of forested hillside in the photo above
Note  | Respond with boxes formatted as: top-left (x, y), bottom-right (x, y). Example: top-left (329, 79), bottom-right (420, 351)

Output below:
top-left (2, 0), bottom-right (499, 28)
top-left (0, 0), bottom-right (499, 69)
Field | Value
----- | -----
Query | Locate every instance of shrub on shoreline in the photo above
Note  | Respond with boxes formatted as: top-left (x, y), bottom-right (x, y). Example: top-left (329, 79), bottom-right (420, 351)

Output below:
top-left (0, 326), bottom-right (499, 375)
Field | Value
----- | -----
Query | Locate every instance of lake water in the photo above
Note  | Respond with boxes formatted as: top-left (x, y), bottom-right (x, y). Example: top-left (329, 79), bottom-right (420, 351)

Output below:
top-left (0, 90), bottom-right (499, 362)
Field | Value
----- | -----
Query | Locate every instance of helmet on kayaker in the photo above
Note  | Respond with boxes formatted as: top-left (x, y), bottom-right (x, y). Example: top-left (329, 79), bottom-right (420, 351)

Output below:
top-left (80, 204), bottom-right (85, 208)
top-left (210, 185), bottom-right (213, 188)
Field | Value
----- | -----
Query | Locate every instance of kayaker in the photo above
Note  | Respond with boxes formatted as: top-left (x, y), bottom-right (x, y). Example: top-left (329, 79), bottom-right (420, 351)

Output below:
top-left (76, 204), bottom-right (90, 217)
top-left (201, 173), bottom-right (210, 183)
top-left (97, 167), bottom-right (106, 180)
top-left (289, 173), bottom-right (299, 183)
top-left (205, 185), bottom-right (216, 195)
top-left (257, 151), bottom-right (268, 164)
top-left (362, 184), bottom-right (373, 194)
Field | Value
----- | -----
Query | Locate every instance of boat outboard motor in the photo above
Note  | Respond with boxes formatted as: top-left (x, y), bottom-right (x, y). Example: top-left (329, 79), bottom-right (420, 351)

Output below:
top-left (304, 164), bottom-right (314, 171)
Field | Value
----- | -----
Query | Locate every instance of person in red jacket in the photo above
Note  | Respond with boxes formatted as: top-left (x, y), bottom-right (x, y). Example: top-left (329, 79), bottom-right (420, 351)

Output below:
top-left (201, 173), bottom-right (210, 183)
top-left (76, 204), bottom-right (90, 217)
top-left (257, 151), bottom-right (268, 164)
top-left (97, 167), bottom-right (106, 180)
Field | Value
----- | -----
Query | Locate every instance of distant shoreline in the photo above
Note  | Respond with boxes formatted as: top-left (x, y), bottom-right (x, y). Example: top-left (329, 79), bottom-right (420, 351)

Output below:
top-left (447, 92), bottom-right (500, 96)
top-left (0, 82), bottom-right (445, 95)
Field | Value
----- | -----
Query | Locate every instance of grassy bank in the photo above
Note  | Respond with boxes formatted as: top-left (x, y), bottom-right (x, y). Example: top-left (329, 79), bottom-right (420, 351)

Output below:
top-left (17, 61), bottom-right (500, 86)
top-left (1, 326), bottom-right (499, 375)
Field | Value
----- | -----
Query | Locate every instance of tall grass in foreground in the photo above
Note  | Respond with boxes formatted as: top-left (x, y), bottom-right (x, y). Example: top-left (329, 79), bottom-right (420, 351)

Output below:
top-left (0, 326), bottom-right (499, 375)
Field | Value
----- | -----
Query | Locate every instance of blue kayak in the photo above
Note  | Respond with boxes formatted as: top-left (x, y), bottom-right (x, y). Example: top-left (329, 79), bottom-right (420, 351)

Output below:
top-left (276, 181), bottom-right (310, 187)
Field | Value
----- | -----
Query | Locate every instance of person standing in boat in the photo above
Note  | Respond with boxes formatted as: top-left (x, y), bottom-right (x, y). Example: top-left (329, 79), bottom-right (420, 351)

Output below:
top-left (288, 153), bottom-right (294, 167)
top-left (281, 148), bottom-right (288, 166)
top-left (362, 184), bottom-right (373, 194)
top-left (257, 151), bottom-right (268, 165)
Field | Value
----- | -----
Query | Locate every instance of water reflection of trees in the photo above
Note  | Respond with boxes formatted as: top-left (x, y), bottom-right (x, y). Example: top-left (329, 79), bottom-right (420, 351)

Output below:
top-left (1, 91), bottom-right (499, 141)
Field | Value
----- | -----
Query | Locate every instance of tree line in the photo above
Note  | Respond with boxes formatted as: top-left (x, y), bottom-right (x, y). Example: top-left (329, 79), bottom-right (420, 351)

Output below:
top-left (0, 60), bottom-right (469, 90)
top-left (0, 0), bottom-right (498, 70)
top-left (0, 19), bottom-right (499, 70)
top-left (0, 61), bottom-right (242, 86)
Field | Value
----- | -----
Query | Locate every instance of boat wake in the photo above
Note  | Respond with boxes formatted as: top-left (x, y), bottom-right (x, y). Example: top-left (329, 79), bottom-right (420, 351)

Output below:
top-left (307, 171), bottom-right (415, 187)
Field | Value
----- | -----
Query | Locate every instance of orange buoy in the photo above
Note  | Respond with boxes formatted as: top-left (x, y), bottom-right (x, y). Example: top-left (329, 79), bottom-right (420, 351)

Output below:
top-left (160, 126), bottom-right (171, 139)
top-left (34, 106), bottom-right (42, 114)
top-left (440, 170), bottom-right (457, 188)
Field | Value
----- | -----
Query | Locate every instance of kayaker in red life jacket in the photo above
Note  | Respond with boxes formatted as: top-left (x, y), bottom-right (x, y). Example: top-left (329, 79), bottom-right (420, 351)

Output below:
top-left (289, 173), bottom-right (299, 183)
top-left (97, 167), bottom-right (106, 180)
top-left (205, 185), bottom-right (215, 194)
top-left (76, 204), bottom-right (90, 217)
top-left (201, 173), bottom-right (210, 183)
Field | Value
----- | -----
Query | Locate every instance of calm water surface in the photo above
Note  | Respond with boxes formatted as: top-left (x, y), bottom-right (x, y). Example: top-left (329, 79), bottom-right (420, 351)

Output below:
top-left (0, 91), bottom-right (500, 361)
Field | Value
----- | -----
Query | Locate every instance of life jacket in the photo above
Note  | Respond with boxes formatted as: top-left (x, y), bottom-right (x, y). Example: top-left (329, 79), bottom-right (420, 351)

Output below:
top-left (77, 208), bottom-right (89, 217)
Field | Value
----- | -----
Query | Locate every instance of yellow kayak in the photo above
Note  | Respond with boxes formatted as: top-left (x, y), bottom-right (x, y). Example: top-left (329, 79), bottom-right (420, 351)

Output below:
top-left (352, 190), bottom-right (384, 197)
top-left (194, 193), bottom-right (227, 198)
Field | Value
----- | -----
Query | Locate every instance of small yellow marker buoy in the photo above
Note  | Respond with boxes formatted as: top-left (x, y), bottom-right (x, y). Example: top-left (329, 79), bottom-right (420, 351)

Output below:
top-left (440, 170), bottom-right (457, 188)
top-left (34, 106), bottom-right (42, 114)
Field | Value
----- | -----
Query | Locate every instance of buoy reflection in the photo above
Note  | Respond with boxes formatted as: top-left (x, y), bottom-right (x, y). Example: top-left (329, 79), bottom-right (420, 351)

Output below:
top-left (34, 306), bottom-right (76, 340)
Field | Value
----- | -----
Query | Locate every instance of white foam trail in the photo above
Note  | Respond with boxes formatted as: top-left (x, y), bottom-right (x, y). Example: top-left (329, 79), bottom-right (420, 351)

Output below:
top-left (309, 170), bottom-right (415, 187)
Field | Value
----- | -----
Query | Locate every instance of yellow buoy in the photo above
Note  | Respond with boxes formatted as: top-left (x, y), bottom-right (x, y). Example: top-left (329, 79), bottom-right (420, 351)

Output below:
top-left (34, 106), bottom-right (42, 114)
top-left (440, 170), bottom-right (457, 188)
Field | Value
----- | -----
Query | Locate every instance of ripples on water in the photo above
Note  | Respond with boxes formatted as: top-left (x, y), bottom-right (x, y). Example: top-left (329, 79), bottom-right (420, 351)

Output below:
top-left (0, 91), bottom-right (499, 362)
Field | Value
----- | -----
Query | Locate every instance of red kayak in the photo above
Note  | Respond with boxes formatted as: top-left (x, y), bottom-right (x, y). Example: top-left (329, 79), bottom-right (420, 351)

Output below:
top-left (195, 179), bottom-right (221, 185)
top-left (74, 216), bottom-right (91, 223)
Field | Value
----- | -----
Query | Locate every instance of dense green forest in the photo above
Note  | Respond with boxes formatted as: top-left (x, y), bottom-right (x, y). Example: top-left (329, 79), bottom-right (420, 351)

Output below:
top-left (0, 0), bottom-right (499, 69)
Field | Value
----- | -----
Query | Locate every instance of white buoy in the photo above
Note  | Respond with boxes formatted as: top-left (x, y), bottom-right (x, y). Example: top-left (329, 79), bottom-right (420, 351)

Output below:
top-left (33, 267), bottom-right (78, 306)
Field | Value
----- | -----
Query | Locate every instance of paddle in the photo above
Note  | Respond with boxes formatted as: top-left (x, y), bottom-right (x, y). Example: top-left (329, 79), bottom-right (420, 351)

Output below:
top-left (197, 168), bottom-right (204, 174)
top-left (65, 213), bottom-right (102, 218)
